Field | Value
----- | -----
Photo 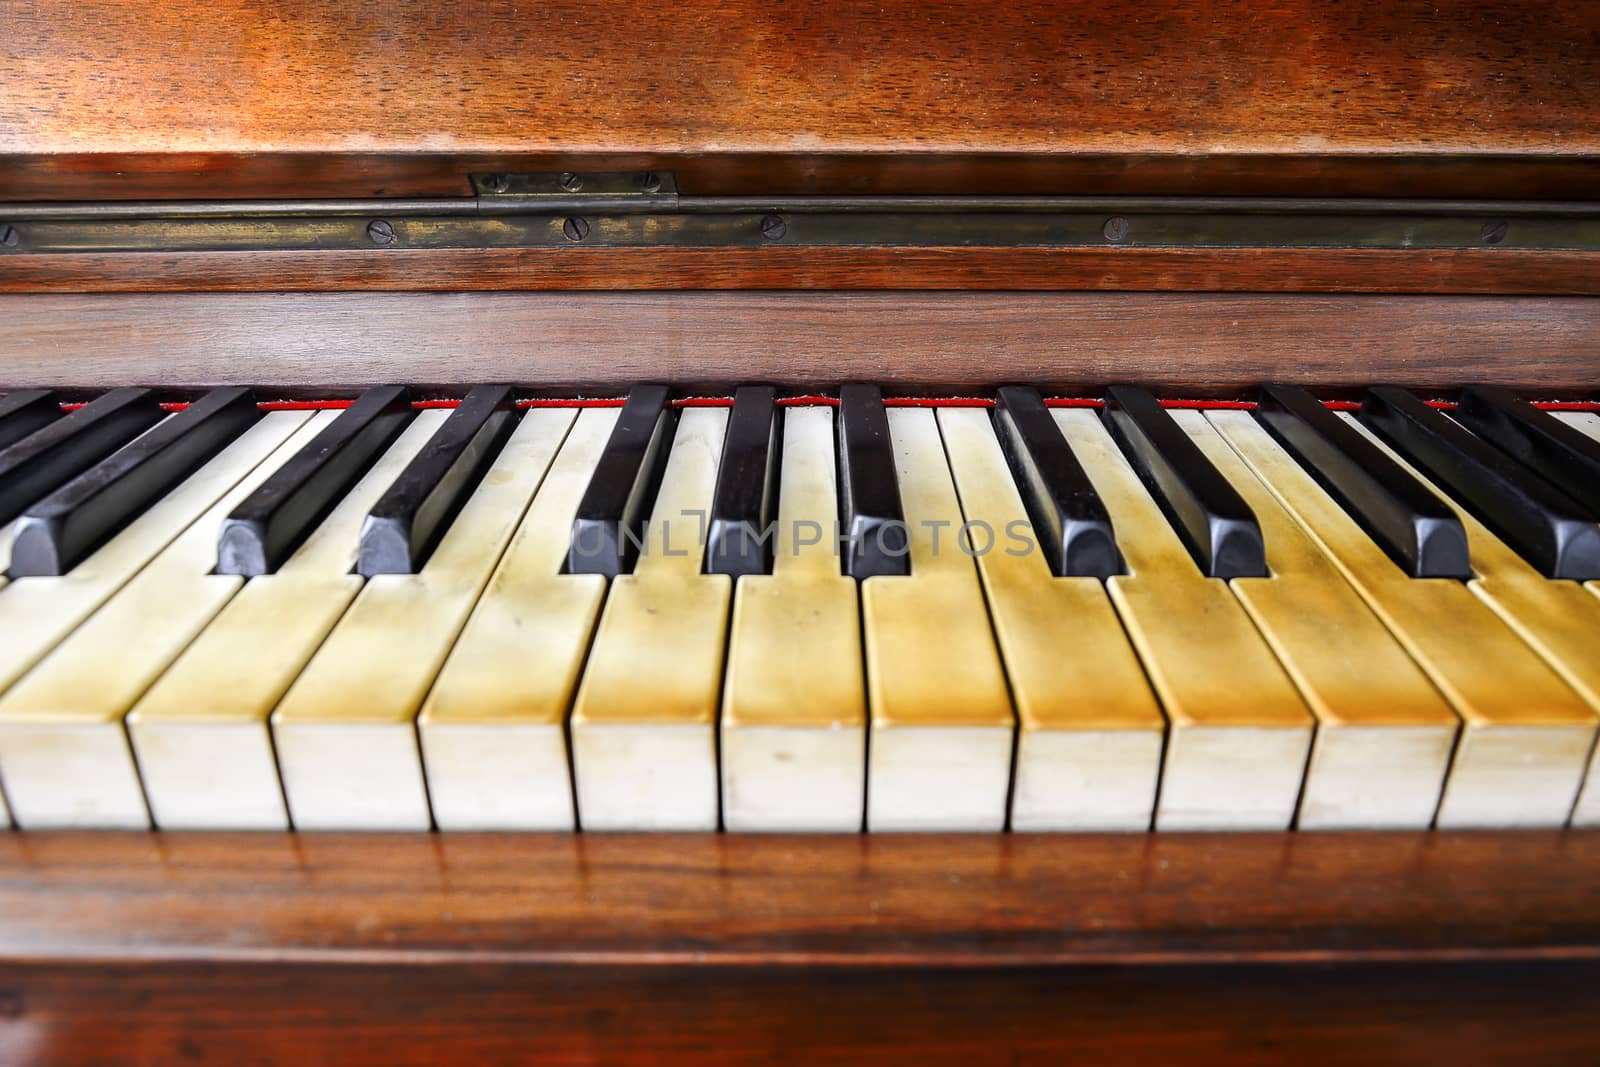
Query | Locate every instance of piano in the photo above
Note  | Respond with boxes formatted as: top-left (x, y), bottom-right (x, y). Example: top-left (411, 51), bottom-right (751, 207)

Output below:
top-left (0, 1), bottom-right (1597, 1062)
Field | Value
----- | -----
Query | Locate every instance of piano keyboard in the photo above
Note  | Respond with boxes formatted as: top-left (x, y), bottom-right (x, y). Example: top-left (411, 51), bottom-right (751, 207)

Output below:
top-left (0, 384), bottom-right (1597, 833)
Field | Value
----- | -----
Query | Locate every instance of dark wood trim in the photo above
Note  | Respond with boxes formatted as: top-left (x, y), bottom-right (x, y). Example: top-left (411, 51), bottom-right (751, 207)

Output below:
top-left (5, 152), bottom-right (1600, 203)
top-left (1, 292), bottom-right (1594, 396)
top-left (3, 246), bottom-right (1596, 296)
top-left (0, 832), bottom-right (1596, 1065)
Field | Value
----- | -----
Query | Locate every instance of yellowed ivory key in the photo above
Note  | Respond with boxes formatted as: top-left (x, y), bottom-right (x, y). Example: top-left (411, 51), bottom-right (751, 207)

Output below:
top-left (0, 410), bottom-right (329, 828)
top-left (272, 409), bottom-right (573, 830)
top-left (1054, 409), bottom-right (1312, 830)
top-left (1175, 410), bottom-right (1459, 829)
top-left (1212, 411), bottom-right (1597, 827)
top-left (125, 410), bottom-right (446, 829)
top-left (1334, 412), bottom-right (1600, 826)
top-left (0, 412), bottom-right (314, 699)
top-left (721, 406), bottom-right (866, 832)
top-left (570, 407), bottom-right (732, 831)
top-left (862, 408), bottom-right (1014, 832)
top-left (417, 408), bottom-right (617, 830)
top-left (937, 407), bottom-right (1164, 831)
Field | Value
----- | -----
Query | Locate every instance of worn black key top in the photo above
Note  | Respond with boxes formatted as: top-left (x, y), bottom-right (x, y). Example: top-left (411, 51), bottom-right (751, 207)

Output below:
top-left (706, 386), bottom-right (779, 577)
top-left (994, 386), bottom-right (1119, 578)
top-left (1360, 385), bottom-right (1600, 581)
top-left (0, 390), bottom-right (61, 451)
top-left (1456, 385), bottom-right (1600, 519)
top-left (0, 387), bottom-right (164, 529)
top-left (9, 387), bottom-right (259, 577)
top-left (1102, 385), bottom-right (1267, 579)
top-left (358, 385), bottom-right (517, 576)
top-left (567, 385), bottom-right (675, 577)
top-left (219, 386), bottom-right (412, 576)
top-left (837, 383), bottom-right (909, 579)
top-left (1257, 384), bottom-right (1470, 579)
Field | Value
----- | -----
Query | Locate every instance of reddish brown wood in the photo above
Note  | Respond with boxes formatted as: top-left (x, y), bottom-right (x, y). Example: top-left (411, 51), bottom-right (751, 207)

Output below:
top-left (2, 0), bottom-right (1597, 200)
top-left (3, 247), bottom-right (1596, 296)
top-left (0, 292), bottom-right (1594, 395)
top-left (3, 959), bottom-right (1597, 1066)
top-left (0, 832), bottom-right (1596, 1065)
top-left (1, 831), bottom-right (1595, 964)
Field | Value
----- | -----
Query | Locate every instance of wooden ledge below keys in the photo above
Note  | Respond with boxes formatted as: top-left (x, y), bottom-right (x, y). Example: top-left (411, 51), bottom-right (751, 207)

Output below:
top-left (0, 832), bottom-right (1596, 1065)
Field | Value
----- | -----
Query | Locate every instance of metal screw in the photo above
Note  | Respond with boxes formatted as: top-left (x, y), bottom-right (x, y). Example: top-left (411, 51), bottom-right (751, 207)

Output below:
top-left (0, 225), bottom-right (17, 247)
top-left (1481, 219), bottom-right (1508, 245)
top-left (761, 214), bottom-right (788, 241)
top-left (558, 172), bottom-right (583, 192)
top-left (480, 174), bottom-right (510, 193)
top-left (1103, 216), bottom-right (1130, 242)
top-left (636, 171), bottom-right (663, 193)
top-left (366, 219), bottom-right (395, 245)
top-left (563, 216), bottom-right (591, 242)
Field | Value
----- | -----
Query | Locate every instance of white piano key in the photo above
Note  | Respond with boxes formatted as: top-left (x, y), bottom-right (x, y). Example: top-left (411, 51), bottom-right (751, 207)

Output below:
top-left (1184, 410), bottom-right (1459, 830)
top-left (0, 411), bottom-right (328, 829)
top-left (937, 407), bottom-right (1164, 831)
top-left (1055, 409), bottom-right (1312, 831)
top-left (272, 409), bottom-right (572, 831)
top-left (1337, 412), bottom-right (1600, 827)
top-left (721, 406), bottom-right (866, 832)
top-left (864, 408), bottom-right (1014, 832)
top-left (570, 407), bottom-right (732, 831)
top-left (418, 408), bottom-right (617, 830)
top-left (1214, 411), bottom-right (1599, 829)
top-left (1553, 411), bottom-right (1600, 443)
top-left (127, 410), bottom-right (446, 829)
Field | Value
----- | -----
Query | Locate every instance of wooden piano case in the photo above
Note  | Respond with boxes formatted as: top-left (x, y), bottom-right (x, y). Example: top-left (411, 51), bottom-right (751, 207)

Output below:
top-left (1, 1), bottom-right (1598, 1062)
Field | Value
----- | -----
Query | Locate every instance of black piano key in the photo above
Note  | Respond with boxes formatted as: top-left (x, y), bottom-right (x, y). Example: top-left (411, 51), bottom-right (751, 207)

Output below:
top-left (567, 385), bottom-right (675, 577)
top-left (706, 386), bottom-right (779, 577)
top-left (994, 386), bottom-right (1119, 578)
top-left (837, 383), bottom-right (909, 579)
top-left (218, 386), bottom-right (412, 576)
top-left (0, 387), bottom-right (164, 530)
top-left (1256, 383), bottom-right (1470, 579)
top-left (1456, 385), bottom-right (1600, 518)
top-left (0, 390), bottom-right (61, 451)
top-left (357, 385), bottom-right (517, 576)
top-left (8, 387), bottom-right (259, 577)
top-left (1102, 384), bottom-right (1268, 579)
top-left (1360, 385), bottom-right (1600, 581)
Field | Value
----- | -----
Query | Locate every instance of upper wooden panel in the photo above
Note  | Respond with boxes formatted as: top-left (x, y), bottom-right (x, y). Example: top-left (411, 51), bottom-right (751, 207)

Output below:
top-left (3, 0), bottom-right (1598, 199)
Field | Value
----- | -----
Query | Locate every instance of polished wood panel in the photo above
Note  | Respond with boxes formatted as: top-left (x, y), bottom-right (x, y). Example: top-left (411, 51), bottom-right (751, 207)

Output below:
top-left (1, 292), bottom-right (1596, 395)
top-left (0, 831), bottom-right (1594, 963)
top-left (5, 247), bottom-right (1596, 296)
top-left (2, 0), bottom-right (1597, 199)
top-left (0, 833), bottom-right (1596, 1065)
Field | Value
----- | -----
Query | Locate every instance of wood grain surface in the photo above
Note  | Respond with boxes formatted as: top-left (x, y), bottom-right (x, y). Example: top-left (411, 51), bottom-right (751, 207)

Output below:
top-left (3, 0), bottom-right (1598, 199)
top-left (0, 292), bottom-right (1594, 395)
top-left (0, 832), bottom-right (1596, 1065)
top-left (4, 246), bottom-right (1596, 296)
